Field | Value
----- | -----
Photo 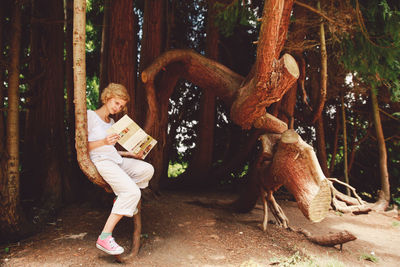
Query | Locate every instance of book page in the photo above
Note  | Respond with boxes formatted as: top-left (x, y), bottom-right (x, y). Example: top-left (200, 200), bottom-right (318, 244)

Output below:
top-left (107, 115), bottom-right (157, 159)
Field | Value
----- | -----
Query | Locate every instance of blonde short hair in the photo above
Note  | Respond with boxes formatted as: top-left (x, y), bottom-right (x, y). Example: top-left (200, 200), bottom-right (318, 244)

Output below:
top-left (101, 83), bottom-right (130, 104)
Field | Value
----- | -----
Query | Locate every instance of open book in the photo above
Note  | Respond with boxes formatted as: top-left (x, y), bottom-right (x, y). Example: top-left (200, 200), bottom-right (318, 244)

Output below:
top-left (107, 115), bottom-right (157, 159)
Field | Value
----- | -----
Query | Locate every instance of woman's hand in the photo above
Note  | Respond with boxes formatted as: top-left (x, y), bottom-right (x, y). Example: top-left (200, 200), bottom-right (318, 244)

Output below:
top-left (104, 133), bottom-right (120, 146)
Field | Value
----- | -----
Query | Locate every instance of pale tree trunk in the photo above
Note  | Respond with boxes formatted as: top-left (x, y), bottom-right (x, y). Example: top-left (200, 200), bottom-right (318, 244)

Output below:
top-left (0, 0), bottom-right (26, 239)
top-left (73, 0), bottom-right (111, 192)
top-left (186, 0), bottom-right (219, 185)
top-left (107, 0), bottom-right (137, 116)
top-left (370, 89), bottom-right (390, 210)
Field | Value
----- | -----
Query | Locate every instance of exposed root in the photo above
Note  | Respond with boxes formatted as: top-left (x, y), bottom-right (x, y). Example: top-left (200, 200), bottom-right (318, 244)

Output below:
top-left (261, 189), bottom-right (289, 231)
top-left (328, 178), bottom-right (371, 214)
top-left (297, 228), bottom-right (356, 250)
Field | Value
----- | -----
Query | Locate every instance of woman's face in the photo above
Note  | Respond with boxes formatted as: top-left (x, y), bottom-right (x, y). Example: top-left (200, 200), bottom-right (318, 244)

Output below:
top-left (105, 97), bottom-right (127, 115)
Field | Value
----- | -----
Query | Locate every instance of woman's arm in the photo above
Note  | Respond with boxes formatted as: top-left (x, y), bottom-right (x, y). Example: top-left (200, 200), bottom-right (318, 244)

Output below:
top-left (88, 133), bottom-right (120, 151)
top-left (118, 150), bottom-right (144, 159)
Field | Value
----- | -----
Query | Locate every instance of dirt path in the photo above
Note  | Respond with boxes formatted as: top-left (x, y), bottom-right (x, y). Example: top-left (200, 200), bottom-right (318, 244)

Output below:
top-left (1, 191), bottom-right (399, 266)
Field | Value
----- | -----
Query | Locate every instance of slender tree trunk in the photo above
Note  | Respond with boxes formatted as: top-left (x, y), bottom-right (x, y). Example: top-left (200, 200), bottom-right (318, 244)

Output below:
top-left (107, 0), bottom-right (137, 117)
top-left (341, 92), bottom-right (350, 195)
top-left (24, 0), bottom-right (68, 206)
top-left (0, 0), bottom-right (25, 238)
top-left (329, 106), bottom-right (340, 174)
top-left (186, 0), bottom-right (219, 185)
top-left (73, 0), bottom-right (111, 192)
top-left (0, 4), bottom-right (5, 148)
top-left (311, 68), bottom-right (329, 176)
top-left (370, 89), bottom-right (390, 210)
top-left (311, 1), bottom-right (327, 123)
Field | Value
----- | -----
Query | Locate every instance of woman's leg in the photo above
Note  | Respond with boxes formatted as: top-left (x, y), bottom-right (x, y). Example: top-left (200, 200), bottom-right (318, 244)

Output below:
top-left (102, 213), bottom-right (123, 233)
top-left (94, 160), bottom-right (142, 254)
top-left (120, 157), bottom-right (154, 189)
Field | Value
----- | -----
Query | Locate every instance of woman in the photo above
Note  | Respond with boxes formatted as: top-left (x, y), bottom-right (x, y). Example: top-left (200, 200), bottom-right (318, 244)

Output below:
top-left (87, 83), bottom-right (154, 255)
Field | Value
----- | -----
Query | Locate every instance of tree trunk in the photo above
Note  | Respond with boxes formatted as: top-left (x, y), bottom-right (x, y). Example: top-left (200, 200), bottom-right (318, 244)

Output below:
top-left (311, 1), bottom-right (327, 123)
top-left (136, 0), bottom-right (165, 125)
top-left (186, 0), bottom-right (219, 185)
top-left (99, 0), bottom-right (111, 93)
top-left (0, 0), bottom-right (25, 239)
top-left (311, 66), bottom-right (329, 176)
top-left (107, 0), bottom-right (137, 117)
top-left (23, 0), bottom-right (68, 207)
top-left (0, 4), bottom-right (5, 148)
top-left (329, 106), bottom-right (340, 174)
top-left (341, 92), bottom-right (350, 195)
top-left (73, 0), bottom-right (111, 192)
top-left (65, 0), bottom-right (74, 160)
top-left (135, 0), bottom-right (165, 192)
top-left (370, 89), bottom-right (390, 210)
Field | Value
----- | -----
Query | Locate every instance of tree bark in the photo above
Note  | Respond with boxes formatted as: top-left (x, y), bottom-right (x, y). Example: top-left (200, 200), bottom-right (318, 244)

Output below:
top-left (73, 0), bottom-right (111, 192)
top-left (65, 0), bottom-right (75, 165)
top-left (136, 0), bottom-right (165, 125)
top-left (0, 0), bottom-right (25, 238)
top-left (24, 0), bottom-right (68, 206)
top-left (329, 107), bottom-right (340, 174)
top-left (0, 4), bottom-right (5, 149)
top-left (99, 0), bottom-right (111, 93)
top-left (311, 1), bottom-right (327, 123)
top-left (107, 0), bottom-right (137, 117)
top-left (269, 130), bottom-right (331, 222)
top-left (341, 92), bottom-right (350, 195)
top-left (185, 0), bottom-right (219, 184)
top-left (370, 89), bottom-right (390, 211)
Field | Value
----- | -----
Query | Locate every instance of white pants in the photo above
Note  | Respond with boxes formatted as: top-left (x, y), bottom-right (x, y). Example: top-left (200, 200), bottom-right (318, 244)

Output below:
top-left (94, 157), bottom-right (154, 217)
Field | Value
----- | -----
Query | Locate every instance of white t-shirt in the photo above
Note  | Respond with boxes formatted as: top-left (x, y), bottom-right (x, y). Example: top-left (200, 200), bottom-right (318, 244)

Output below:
top-left (87, 110), bottom-right (123, 164)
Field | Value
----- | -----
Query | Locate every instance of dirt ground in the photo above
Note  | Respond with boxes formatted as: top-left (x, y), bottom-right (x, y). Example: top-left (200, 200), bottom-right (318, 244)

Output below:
top-left (1, 190), bottom-right (400, 267)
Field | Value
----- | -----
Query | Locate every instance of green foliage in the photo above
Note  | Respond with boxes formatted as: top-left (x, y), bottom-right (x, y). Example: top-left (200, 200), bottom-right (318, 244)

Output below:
top-left (214, 0), bottom-right (257, 37)
top-left (270, 251), bottom-right (316, 267)
top-left (168, 161), bottom-right (188, 178)
top-left (86, 76), bottom-right (99, 110)
top-left (340, 0), bottom-right (400, 100)
top-left (360, 252), bottom-right (379, 263)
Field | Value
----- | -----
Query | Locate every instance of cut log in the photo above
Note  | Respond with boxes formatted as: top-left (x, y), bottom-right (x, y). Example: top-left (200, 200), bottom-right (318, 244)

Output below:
top-left (270, 129), bottom-right (331, 222)
top-left (298, 229), bottom-right (357, 249)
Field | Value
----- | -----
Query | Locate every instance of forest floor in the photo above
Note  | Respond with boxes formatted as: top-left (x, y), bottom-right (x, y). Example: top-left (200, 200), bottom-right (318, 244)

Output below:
top-left (1, 190), bottom-right (400, 267)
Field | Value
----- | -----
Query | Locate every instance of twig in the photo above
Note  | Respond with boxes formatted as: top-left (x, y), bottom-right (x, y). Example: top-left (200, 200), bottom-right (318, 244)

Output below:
top-left (294, 1), bottom-right (347, 27)
top-left (327, 178), bottom-right (363, 205)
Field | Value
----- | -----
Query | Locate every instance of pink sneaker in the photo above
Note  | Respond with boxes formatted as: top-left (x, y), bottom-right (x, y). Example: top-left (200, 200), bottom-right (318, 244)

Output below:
top-left (96, 235), bottom-right (124, 255)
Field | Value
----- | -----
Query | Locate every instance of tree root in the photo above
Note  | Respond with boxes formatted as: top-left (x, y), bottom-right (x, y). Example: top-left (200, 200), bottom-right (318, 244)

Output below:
top-left (261, 189), bottom-right (289, 231)
top-left (328, 178), bottom-right (371, 214)
top-left (297, 228), bottom-right (357, 250)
